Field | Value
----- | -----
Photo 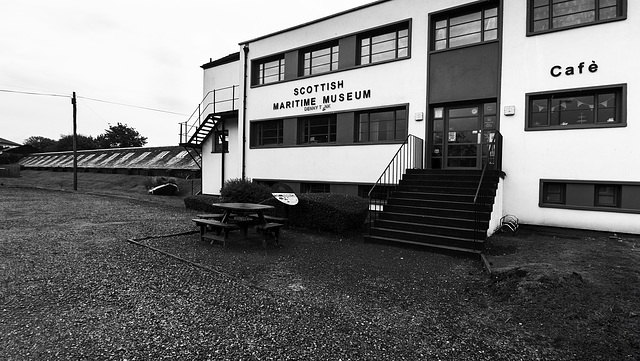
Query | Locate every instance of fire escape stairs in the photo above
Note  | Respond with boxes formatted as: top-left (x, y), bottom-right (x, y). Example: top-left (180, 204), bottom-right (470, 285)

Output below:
top-left (180, 114), bottom-right (221, 170)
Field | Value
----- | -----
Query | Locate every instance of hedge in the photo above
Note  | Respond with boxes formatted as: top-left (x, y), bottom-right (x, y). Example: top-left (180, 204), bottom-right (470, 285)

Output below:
top-left (184, 192), bottom-right (369, 233)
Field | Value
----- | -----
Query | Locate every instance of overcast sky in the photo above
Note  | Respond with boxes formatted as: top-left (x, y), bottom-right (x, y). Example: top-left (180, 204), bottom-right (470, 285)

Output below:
top-left (1, 0), bottom-right (374, 147)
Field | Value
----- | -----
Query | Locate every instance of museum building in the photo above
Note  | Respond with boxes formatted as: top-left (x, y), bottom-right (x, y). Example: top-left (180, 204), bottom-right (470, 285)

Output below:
top-left (180, 0), bottom-right (639, 251)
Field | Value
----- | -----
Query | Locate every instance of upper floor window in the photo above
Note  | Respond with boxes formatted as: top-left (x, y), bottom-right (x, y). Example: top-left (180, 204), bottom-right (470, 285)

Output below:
top-left (529, 0), bottom-right (626, 34)
top-left (356, 107), bottom-right (408, 142)
top-left (359, 22), bottom-right (410, 65)
top-left (255, 56), bottom-right (285, 85)
top-left (300, 115), bottom-right (336, 144)
top-left (526, 84), bottom-right (626, 131)
top-left (433, 5), bottom-right (498, 51)
top-left (302, 43), bottom-right (339, 76)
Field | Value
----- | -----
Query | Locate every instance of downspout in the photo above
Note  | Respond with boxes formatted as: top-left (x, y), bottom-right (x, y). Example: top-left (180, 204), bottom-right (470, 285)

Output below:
top-left (242, 44), bottom-right (249, 180)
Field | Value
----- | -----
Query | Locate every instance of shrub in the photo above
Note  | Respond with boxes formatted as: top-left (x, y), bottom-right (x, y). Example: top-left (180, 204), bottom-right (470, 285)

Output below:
top-left (183, 194), bottom-right (222, 212)
top-left (220, 178), bottom-right (272, 203)
top-left (263, 193), bottom-right (369, 233)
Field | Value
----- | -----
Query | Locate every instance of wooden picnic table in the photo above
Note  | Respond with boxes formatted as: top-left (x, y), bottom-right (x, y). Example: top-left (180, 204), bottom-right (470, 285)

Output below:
top-left (192, 203), bottom-right (283, 248)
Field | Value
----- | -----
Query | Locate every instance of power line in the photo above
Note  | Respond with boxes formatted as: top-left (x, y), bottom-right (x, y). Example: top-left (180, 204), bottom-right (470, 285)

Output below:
top-left (78, 95), bottom-right (189, 116)
top-left (0, 88), bottom-right (69, 98)
top-left (0, 88), bottom-right (189, 117)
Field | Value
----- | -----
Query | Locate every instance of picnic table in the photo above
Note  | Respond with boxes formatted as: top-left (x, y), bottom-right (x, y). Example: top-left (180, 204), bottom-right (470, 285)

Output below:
top-left (192, 202), bottom-right (284, 248)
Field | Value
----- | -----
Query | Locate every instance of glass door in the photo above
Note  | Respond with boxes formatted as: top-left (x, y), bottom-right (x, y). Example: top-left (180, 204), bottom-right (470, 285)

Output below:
top-left (430, 102), bottom-right (497, 169)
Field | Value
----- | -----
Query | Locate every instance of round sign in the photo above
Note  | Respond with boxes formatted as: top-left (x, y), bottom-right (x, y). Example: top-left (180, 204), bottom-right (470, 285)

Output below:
top-left (271, 183), bottom-right (299, 205)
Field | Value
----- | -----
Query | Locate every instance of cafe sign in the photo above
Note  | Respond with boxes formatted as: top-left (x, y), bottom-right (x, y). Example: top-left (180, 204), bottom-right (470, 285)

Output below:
top-left (272, 80), bottom-right (372, 112)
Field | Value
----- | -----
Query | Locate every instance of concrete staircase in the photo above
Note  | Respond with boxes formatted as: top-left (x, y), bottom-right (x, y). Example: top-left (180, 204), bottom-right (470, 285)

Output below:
top-left (365, 169), bottom-right (501, 254)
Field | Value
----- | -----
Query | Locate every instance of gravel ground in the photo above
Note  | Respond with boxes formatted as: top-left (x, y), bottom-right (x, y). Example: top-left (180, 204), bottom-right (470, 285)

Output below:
top-left (1, 184), bottom-right (638, 360)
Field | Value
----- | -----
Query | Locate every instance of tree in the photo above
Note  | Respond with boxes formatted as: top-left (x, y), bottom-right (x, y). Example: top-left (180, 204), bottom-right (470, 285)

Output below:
top-left (23, 136), bottom-right (58, 152)
top-left (55, 134), bottom-right (98, 151)
top-left (96, 123), bottom-right (147, 148)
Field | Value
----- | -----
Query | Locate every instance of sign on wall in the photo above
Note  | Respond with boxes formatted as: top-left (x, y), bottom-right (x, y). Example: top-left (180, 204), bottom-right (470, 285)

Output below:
top-left (271, 80), bottom-right (372, 113)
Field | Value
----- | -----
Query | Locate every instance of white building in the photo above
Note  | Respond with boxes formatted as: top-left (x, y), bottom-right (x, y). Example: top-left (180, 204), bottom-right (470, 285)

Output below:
top-left (180, 0), bottom-right (639, 251)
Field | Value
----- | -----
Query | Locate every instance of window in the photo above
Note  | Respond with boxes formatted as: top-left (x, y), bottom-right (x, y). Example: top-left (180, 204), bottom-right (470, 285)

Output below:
top-left (540, 180), bottom-right (640, 213)
top-left (529, 0), bottom-right (626, 34)
top-left (359, 22), bottom-right (410, 65)
top-left (356, 107), bottom-right (407, 142)
top-left (255, 56), bottom-right (285, 85)
top-left (433, 5), bottom-right (498, 50)
top-left (595, 185), bottom-right (621, 207)
top-left (252, 120), bottom-right (283, 147)
top-left (301, 183), bottom-right (330, 193)
top-left (526, 85), bottom-right (625, 130)
top-left (300, 115), bottom-right (337, 144)
top-left (212, 129), bottom-right (228, 153)
top-left (302, 43), bottom-right (339, 76)
top-left (542, 182), bottom-right (566, 204)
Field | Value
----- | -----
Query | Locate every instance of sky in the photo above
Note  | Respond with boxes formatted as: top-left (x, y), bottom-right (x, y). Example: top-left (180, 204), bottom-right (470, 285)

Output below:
top-left (0, 0), bottom-right (375, 147)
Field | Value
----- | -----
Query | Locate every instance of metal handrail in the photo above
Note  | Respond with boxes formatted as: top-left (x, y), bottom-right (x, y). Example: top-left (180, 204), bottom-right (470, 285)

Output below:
top-left (367, 135), bottom-right (424, 232)
top-left (179, 85), bottom-right (239, 145)
top-left (473, 131), bottom-right (503, 242)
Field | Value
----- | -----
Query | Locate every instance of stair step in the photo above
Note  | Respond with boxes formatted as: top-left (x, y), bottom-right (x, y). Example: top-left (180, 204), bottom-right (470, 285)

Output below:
top-left (391, 191), bottom-right (475, 202)
top-left (386, 198), bottom-right (493, 212)
top-left (378, 212), bottom-right (487, 228)
top-left (364, 235), bottom-right (482, 255)
top-left (367, 228), bottom-right (485, 251)
top-left (373, 219), bottom-right (482, 239)
top-left (381, 204), bottom-right (491, 220)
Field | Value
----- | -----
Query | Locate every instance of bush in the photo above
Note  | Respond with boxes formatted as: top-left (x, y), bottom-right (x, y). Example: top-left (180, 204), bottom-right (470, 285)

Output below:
top-left (220, 178), bottom-right (272, 203)
top-left (183, 194), bottom-right (222, 212)
top-left (184, 186), bottom-right (369, 233)
top-left (263, 193), bottom-right (369, 233)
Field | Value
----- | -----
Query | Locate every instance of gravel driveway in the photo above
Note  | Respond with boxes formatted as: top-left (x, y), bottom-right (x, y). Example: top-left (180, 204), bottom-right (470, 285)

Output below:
top-left (0, 186), bottom-right (619, 360)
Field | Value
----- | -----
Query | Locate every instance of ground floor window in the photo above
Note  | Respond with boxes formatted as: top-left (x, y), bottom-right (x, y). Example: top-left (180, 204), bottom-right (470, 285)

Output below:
top-left (542, 182), bottom-right (565, 204)
top-left (595, 184), bottom-right (621, 207)
top-left (526, 84), bottom-right (626, 131)
top-left (540, 180), bottom-right (640, 214)
top-left (300, 183), bottom-right (330, 193)
top-left (356, 107), bottom-right (407, 142)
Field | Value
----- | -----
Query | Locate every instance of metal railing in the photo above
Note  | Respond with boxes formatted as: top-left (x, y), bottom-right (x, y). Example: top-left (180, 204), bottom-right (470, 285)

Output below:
top-left (473, 131), bottom-right (503, 242)
top-left (367, 135), bottom-right (424, 231)
top-left (179, 85), bottom-right (239, 145)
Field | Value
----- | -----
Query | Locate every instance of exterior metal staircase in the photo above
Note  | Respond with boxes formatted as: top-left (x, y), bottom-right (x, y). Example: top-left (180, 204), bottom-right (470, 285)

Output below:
top-left (178, 85), bottom-right (239, 168)
top-left (365, 132), bottom-right (503, 255)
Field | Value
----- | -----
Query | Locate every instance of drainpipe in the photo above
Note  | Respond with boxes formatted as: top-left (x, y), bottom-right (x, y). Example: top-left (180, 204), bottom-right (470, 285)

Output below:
top-left (242, 44), bottom-right (249, 180)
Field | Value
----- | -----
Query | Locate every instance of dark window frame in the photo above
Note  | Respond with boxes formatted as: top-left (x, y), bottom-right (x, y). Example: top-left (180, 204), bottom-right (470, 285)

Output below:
top-left (540, 179), bottom-right (640, 214)
top-left (527, 0), bottom-right (627, 36)
top-left (300, 183), bottom-right (330, 193)
top-left (212, 129), bottom-right (229, 153)
top-left (595, 184), bottom-right (621, 207)
top-left (251, 119), bottom-right (283, 147)
top-left (356, 105), bottom-right (408, 143)
top-left (252, 55), bottom-right (285, 86)
top-left (525, 84), bottom-right (626, 131)
top-left (431, 2), bottom-right (500, 51)
top-left (541, 181), bottom-right (566, 205)
top-left (299, 114), bottom-right (337, 145)
top-left (358, 21), bottom-right (411, 65)
top-left (301, 41), bottom-right (340, 76)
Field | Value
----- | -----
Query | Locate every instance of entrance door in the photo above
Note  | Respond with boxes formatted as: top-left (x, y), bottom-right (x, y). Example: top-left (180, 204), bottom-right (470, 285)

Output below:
top-left (430, 102), bottom-right (497, 169)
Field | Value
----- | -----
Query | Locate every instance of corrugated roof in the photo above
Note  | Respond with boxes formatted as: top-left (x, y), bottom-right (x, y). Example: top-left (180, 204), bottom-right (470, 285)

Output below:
top-left (18, 146), bottom-right (198, 170)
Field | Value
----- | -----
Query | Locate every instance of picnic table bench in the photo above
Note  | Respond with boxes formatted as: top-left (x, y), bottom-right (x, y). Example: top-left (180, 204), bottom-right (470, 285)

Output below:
top-left (192, 218), bottom-right (240, 247)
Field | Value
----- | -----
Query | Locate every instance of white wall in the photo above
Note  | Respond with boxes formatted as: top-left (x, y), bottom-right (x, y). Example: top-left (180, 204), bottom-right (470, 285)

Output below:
top-left (500, 1), bottom-right (640, 233)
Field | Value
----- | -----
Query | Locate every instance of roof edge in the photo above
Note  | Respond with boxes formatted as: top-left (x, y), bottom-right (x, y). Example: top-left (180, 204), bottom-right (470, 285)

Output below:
top-left (201, 52), bottom-right (241, 69)
top-left (238, 0), bottom-right (391, 45)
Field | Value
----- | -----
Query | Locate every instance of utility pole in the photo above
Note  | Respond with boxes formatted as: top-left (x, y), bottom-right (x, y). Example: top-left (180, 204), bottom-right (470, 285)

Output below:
top-left (72, 91), bottom-right (78, 191)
